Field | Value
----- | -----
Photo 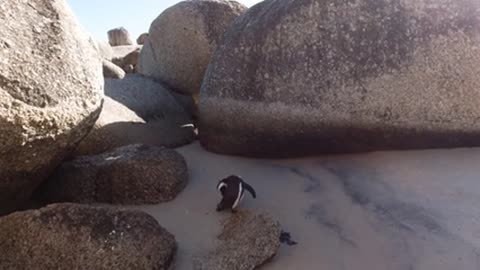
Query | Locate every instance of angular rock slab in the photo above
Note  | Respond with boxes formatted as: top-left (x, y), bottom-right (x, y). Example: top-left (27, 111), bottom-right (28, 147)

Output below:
top-left (37, 144), bottom-right (188, 204)
top-left (138, 0), bottom-right (247, 95)
top-left (194, 211), bottom-right (281, 270)
top-left (0, 203), bottom-right (176, 270)
top-left (0, 0), bottom-right (103, 214)
top-left (199, 0), bottom-right (480, 157)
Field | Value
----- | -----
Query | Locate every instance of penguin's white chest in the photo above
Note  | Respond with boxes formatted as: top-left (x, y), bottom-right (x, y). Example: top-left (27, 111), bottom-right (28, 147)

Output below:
top-left (232, 182), bottom-right (244, 209)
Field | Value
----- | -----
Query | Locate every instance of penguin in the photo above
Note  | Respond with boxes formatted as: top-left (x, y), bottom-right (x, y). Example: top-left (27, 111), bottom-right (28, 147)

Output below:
top-left (216, 175), bottom-right (256, 213)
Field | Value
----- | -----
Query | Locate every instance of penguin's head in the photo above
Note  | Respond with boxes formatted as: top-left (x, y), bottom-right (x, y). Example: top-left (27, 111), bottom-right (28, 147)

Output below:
top-left (217, 179), bottom-right (228, 196)
top-left (217, 175), bottom-right (243, 195)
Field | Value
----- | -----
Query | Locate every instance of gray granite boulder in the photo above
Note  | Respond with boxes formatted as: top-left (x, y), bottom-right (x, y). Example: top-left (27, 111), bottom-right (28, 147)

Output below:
top-left (37, 144), bottom-right (188, 204)
top-left (199, 0), bottom-right (480, 157)
top-left (138, 0), bottom-right (247, 95)
top-left (107, 26), bottom-right (133, 46)
top-left (0, 0), bottom-right (103, 214)
top-left (0, 203), bottom-right (176, 269)
top-left (194, 210), bottom-right (281, 270)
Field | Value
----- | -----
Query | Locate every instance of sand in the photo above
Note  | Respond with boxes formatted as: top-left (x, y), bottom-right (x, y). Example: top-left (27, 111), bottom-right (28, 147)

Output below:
top-left (129, 142), bottom-right (480, 270)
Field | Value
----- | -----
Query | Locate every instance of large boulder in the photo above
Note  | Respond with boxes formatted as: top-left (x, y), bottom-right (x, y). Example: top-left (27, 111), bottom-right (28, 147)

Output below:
top-left (74, 77), bottom-right (195, 156)
top-left (105, 74), bottom-right (195, 121)
top-left (0, 203), bottom-right (176, 269)
top-left (199, 0), bottom-right (480, 157)
top-left (194, 211), bottom-right (281, 270)
top-left (37, 144), bottom-right (188, 204)
top-left (107, 27), bottom-right (133, 46)
top-left (0, 0), bottom-right (103, 214)
top-left (138, 0), bottom-right (247, 96)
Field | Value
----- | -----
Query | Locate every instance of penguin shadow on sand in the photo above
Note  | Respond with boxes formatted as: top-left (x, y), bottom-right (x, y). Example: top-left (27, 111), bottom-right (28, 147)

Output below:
top-left (215, 174), bottom-right (298, 246)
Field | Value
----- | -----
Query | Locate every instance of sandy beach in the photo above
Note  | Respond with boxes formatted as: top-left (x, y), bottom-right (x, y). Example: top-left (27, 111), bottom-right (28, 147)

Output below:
top-left (125, 142), bottom-right (480, 270)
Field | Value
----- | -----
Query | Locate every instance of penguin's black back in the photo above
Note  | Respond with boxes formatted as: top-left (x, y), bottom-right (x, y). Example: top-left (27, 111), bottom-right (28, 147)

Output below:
top-left (218, 175), bottom-right (243, 209)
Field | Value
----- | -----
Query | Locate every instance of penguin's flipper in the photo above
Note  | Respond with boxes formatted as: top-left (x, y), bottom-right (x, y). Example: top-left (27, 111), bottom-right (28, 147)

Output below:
top-left (243, 182), bottom-right (257, 198)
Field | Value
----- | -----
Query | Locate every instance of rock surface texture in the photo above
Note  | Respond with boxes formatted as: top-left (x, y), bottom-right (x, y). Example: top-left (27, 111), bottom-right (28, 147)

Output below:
top-left (38, 144), bottom-right (188, 204)
top-left (0, 203), bottom-right (176, 269)
top-left (0, 0), bottom-right (103, 214)
top-left (194, 210), bottom-right (281, 270)
top-left (107, 27), bottom-right (133, 46)
top-left (199, 0), bottom-right (480, 157)
top-left (138, 0), bottom-right (247, 95)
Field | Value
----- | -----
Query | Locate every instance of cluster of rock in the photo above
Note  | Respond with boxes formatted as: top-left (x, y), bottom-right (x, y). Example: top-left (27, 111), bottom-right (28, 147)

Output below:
top-left (0, 0), bottom-right (282, 269)
top-left (3, 0), bottom-right (475, 268)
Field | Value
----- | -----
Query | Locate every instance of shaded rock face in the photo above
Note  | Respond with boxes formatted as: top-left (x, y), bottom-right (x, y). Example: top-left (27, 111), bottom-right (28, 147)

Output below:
top-left (97, 41), bottom-right (114, 61)
top-left (107, 26), bottom-right (133, 46)
top-left (112, 45), bottom-right (142, 73)
top-left (199, 0), bottom-right (480, 157)
top-left (105, 74), bottom-right (195, 121)
top-left (37, 144), bottom-right (188, 204)
top-left (74, 75), bottom-right (196, 156)
top-left (0, 0), bottom-right (103, 214)
top-left (194, 211), bottom-right (281, 270)
top-left (138, 0), bottom-right (247, 95)
top-left (103, 59), bottom-right (126, 79)
top-left (137, 32), bottom-right (149, 45)
top-left (0, 203), bottom-right (176, 269)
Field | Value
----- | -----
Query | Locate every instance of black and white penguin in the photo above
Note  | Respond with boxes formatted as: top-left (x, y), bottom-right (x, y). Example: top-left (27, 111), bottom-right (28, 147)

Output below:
top-left (216, 175), bottom-right (256, 212)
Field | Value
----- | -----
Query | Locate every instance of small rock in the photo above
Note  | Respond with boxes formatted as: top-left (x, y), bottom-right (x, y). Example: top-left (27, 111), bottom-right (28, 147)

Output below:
top-left (0, 203), bottom-right (176, 269)
top-left (194, 210), bottom-right (281, 270)
top-left (103, 59), bottom-right (125, 79)
top-left (107, 26), bottom-right (133, 46)
top-left (280, 230), bottom-right (298, 246)
top-left (123, 64), bottom-right (135, 73)
top-left (137, 32), bottom-right (149, 45)
top-left (37, 144), bottom-right (188, 204)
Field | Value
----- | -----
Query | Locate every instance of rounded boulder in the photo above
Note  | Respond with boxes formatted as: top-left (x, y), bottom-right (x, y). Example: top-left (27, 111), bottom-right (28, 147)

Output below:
top-left (37, 144), bottom-right (189, 205)
top-left (0, 0), bottom-right (103, 214)
top-left (138, 0), bottom-right (247, 95)
top-left (199, 0), bottom-right (480, 157)
top-left (0, 203), bottom-right (176, 269)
